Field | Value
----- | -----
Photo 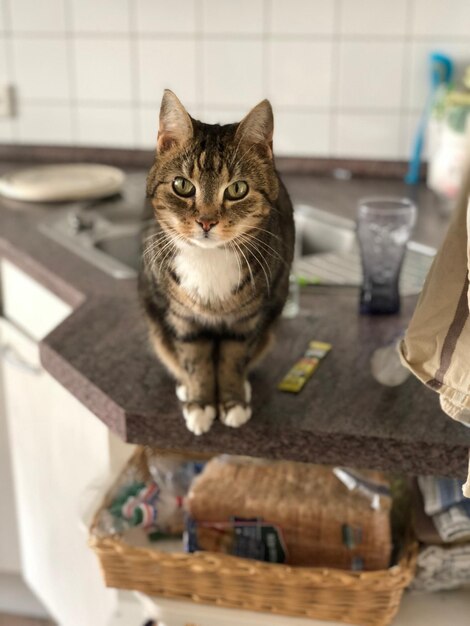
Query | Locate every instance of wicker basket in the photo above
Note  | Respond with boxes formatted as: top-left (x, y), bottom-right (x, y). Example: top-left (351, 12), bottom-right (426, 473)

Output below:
top-left (89, 449), bottom-right (417, 626)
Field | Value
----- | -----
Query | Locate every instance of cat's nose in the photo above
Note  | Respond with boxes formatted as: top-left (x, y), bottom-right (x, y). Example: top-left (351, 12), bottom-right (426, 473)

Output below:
top-left (196, 217), bottom-right (219, 232)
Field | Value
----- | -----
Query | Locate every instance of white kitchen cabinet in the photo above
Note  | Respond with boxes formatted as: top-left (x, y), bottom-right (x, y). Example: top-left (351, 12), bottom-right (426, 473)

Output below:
top-left (0, 258), bottom-right (135, 626)
top-left (0, 302), bottom-right (51, 620)
top-left (1, 317), bottom-right (135, 626)
top-left (1, 259), bottom-right (73, 341)
top-left (0, 319), bottom-right (21, 574)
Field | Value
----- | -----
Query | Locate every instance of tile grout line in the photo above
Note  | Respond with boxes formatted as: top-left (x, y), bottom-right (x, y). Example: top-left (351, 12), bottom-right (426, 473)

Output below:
top-left (128, 0), bottom-right (140, 148)
top-left (4, 31), bottom-right (470, 43)
top-left (329, 0), bottom-right (341, 157)
top-left (399, 0), bottom-right (415, 161)
top-left (262, 0), bottom-right (271, 106)
top-left (16, 97), bottom-right (425, 116)
top-left (195, 0), bottom-right (204, 116)
top-left (2, 0), bottom-right (18, 142)
top-left (63, 0), bottom-right (78, 144)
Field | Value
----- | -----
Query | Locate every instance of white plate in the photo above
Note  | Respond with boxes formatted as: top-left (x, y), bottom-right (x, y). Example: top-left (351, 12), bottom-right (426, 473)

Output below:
top-left (0, 163), bottom-right (125, 202)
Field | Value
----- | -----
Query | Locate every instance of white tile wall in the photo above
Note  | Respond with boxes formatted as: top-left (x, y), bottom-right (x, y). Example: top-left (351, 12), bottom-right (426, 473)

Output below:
top-left (0, 117), bottom-right (13, 141)
top-left (0, 34), bottom-right (7, 78)
top-left (203, 0), bottom-right (264, 35)
top-left (16, 102), bottom-right (73, 144)
top-left (12, 38), bottom-right (70, 100)
top-left (0, 1), bottom-right (6, 31)
top-left (137, 105), bottom-right (161, 149)
top-left (205, 107), bottom-right (247, 122)
top-left (268, 41), bottom-right (333, 107)
top-left (338, 0), bottom-right (409, 37)
top-left (412, 0), bottom-right (470, 37)
top-left (0, 0), bottom-right (469, 159)
top-left (275, 111), bottom-right (331, 156)
top-left (76, 104), bottom-right (136, 147)
top-left (203, 40), bottom-right (264, 106)
top-left (9, 0), bottom-right (66, 33)
top-left (74, 39), bottom-right (134, 102)
top-left (70, 0), bottom-right (130, 34)
top-left (269, 0), bottom-right (335, 35)
top-left (137, 39), bottom-right (198, 106)
top-left (135, 0), bottom-right (197, 34)
top-left (336, 41), bottom-right (405, 110)
top-left (0, 34), bottom-right (13, 140)
top-left (401, 111), bottom-right (423, 159)
top-left (335, 112), bottom-right (402, 158)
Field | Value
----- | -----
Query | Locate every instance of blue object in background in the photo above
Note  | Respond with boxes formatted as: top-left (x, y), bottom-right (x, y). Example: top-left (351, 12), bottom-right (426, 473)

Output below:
top-left (404, 52), bottom-right (454, 186)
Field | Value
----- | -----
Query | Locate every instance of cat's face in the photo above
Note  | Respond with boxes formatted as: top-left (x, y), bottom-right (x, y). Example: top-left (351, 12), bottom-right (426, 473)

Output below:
top-left (147, 90), bottom-right (279, 249)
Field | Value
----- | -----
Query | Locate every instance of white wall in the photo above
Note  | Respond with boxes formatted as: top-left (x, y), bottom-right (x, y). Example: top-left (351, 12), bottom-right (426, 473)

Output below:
top-left (0, 0), bottom-right (469, 159)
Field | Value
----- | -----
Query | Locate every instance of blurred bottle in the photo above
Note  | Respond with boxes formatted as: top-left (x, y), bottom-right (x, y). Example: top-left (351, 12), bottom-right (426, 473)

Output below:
top-left (427, 66), bottom-right (470, 203)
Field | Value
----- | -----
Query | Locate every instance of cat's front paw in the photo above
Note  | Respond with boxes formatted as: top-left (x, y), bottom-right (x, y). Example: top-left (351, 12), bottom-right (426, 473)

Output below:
top-left (219, 403), bottom-right (252, 428)
top-left (182, 403), bottom-right (216, 435)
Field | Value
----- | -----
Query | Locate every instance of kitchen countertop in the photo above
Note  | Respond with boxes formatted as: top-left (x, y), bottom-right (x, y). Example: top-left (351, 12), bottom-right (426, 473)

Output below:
top-left (1, 159), bottom-right (468, 477)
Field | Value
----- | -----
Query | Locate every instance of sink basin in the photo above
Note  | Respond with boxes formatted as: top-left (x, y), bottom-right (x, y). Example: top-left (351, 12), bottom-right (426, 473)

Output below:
top-left (294, 204), bottom-right (435, 295)
top-left (39, 199), bottom-right (435, 294)
top-left (295, 204), bottom-right (356, 255)
top-left (94, 232), bottom-right (141, 273)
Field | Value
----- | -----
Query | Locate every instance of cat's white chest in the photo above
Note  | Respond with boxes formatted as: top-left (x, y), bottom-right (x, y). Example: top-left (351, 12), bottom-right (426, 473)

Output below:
top-left (174, 245), bottom-right (240, 303)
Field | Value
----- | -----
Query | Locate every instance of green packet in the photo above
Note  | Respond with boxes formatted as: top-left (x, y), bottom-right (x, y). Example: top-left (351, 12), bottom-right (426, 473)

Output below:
top-left (184, 516), bottom-right (287, 564)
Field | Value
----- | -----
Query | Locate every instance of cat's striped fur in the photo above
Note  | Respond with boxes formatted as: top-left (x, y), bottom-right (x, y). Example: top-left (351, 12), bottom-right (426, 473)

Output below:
top-left (139, 90), bottom-right (295, 435)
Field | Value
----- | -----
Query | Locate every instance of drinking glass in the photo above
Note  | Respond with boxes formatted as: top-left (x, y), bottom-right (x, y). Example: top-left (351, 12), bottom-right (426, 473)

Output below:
top-left (357, 197), bottom-right (416, 315)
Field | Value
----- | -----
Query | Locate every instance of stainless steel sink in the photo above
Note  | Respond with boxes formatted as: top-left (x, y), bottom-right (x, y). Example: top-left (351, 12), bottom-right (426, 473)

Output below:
top-left (94, 232), bottom-right (141, 273)
top-left (39, 197), bottom-right (435, 294)
top-left (295, 204), bottom-right (356, 255)
top-left (294, 203), bottom-right (435, 295)
top-left (39, 209), bottom-right (142, 279)
top-left (38, 171), bottom-right (145, 279)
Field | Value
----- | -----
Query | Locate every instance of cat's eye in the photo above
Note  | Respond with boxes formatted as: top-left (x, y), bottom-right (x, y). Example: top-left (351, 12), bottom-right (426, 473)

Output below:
top-left (225, 181), bottom-right (249, 201)
top-left (172, 176), bottom-right (195, 198)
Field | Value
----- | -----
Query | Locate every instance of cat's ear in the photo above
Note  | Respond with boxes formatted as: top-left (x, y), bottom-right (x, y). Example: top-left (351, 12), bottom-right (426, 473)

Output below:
top-left (157, 89), bottom-right (193, 153)
top-left (236, 99), bottom-right (274, 155)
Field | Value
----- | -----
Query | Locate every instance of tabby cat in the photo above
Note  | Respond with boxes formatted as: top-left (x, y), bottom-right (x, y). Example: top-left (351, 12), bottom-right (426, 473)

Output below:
top-left (139, 90), bottom-right (295, 435)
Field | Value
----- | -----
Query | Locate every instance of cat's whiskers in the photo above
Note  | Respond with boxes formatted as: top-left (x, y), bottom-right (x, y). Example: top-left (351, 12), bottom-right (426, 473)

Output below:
top-left (147, 234), bottom-right (178, 269)
top-left (144, 233), bottom-right (173, 261)
top-left (237, 236), bottom-right (271, 294)
top-left (143, 234), bottom-right (171, 258)
top-left (147, 245), bottom-right (171, 272)
top-left (240, 231), bottom-right (287, 266)
top-left (143, 230), bottom-right (168, 245)
top-left (156, 234), bottom-right (185, 278)
top-left (237, 234), bottom-right (273, 277)
top-left (227, 241), bottom-right (242, 290)
top-left (157, 246), bottom-right (177, 279)
top-left (142, 230), bottom-right (171, 253)
top-left (248, 225), bottom-right (283, 243)
top-left (232, 240), bottom-right (255, 290)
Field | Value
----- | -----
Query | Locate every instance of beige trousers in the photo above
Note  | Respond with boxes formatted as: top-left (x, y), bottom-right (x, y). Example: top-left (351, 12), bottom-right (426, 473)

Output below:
top-left (399, 170), bottom-right (470, 497)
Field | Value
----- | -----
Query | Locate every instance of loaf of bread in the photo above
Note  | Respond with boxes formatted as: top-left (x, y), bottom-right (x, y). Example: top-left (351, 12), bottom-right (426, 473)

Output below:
top-left (187, 457), bottom-right (392, 570)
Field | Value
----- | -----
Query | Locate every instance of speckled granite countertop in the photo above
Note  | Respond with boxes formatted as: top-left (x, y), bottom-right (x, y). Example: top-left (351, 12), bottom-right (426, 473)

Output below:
top-left (1, 158), bottom-right (468, 477)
